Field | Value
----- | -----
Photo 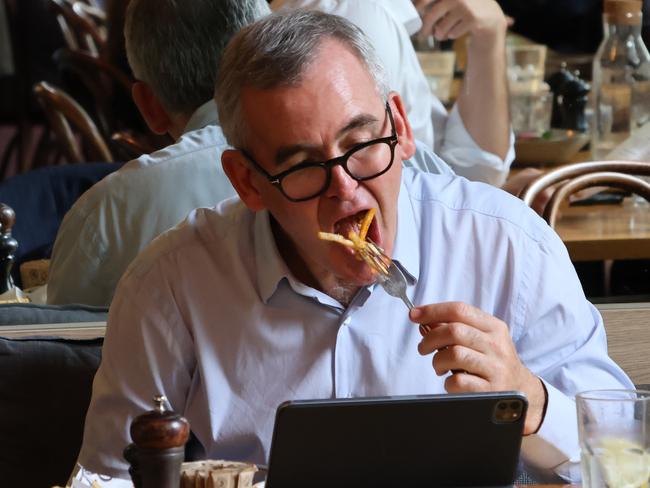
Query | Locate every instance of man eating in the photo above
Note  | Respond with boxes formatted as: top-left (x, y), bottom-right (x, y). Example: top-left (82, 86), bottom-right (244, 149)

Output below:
top-left (77, 10), bottom-right (632, 482)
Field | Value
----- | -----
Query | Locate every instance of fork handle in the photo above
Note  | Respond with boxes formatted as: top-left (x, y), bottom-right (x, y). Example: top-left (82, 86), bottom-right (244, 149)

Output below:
top-left (401, 293), bottom-right (414, 310)
top-left (398, 291), bottom-right (431, 336)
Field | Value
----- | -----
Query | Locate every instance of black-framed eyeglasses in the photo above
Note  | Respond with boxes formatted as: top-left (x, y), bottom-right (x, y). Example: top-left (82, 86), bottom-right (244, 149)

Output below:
top-left (240, 102), bottom-right (398, 202)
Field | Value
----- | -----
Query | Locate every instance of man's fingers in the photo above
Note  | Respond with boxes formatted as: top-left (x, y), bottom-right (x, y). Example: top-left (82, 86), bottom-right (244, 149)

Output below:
top-left (444, 369), bottom-right (491, 393)
top-left (419, 0), bottom-right (453, 37)
top-left (410, 301), bottom-right (500, 333)
top-left (417, 321), bottom-right (488, 355)
top-left (432, 10), bottom-right (464, 40)
top-left (445, 19), bottom-right (470, 40)
top-left (431, 345), bottom-right (490, 379)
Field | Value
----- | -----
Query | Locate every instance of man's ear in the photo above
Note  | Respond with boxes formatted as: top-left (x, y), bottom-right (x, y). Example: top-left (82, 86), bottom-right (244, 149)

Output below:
top-left (388, 92), bottom-right (416, 161)
top-left (132, 81), bottom-right (172, 135)
top-left (222, 149), bottom-right (266, 211)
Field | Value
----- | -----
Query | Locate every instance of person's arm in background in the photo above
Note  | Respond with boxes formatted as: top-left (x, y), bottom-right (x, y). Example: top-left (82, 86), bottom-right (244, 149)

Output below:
top-left (272, 0), bottom-right (513, 185)
top-left (414, 0), bottom-right (513, 186)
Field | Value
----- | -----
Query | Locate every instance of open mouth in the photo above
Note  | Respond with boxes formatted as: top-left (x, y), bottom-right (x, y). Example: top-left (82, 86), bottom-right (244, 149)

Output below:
top-left (332, 209), bottom-right (380, 247)
top-left (319, 208), bottom-right (389, 276)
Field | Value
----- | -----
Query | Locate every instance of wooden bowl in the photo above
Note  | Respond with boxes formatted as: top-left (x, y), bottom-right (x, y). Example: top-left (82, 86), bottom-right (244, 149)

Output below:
top-left (514, 130), bottom-right (590, 166)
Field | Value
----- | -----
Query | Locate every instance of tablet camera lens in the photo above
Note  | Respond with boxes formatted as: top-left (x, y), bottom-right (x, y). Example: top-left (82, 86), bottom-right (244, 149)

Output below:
top-left (493, 399), bottom-right (523, 423)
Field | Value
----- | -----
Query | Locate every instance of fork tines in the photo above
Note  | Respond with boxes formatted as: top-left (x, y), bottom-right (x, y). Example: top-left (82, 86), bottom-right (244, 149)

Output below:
top-left (363, 239), bottom-right (390, 276)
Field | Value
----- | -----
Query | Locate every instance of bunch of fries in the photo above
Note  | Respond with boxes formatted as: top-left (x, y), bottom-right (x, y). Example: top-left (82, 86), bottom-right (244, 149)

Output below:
top-left (318, 208), bottom-right (390, 275)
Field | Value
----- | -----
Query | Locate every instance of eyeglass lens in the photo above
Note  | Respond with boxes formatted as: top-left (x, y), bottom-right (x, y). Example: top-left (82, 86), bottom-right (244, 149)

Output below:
top-left (281, 140), bottom-right (393, 200)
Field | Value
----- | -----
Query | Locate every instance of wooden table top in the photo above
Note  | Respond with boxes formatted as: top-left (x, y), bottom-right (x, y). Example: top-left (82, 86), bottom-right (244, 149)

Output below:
top-left (554, 198), bottom-right (650, 261)
top-left (509, 149), bottom-right (650, 262)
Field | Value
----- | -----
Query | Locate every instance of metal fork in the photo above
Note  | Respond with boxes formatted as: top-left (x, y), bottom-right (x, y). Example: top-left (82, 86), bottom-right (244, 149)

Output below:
top-left (365, 240), bottom-right (430, 335)
top-left (364, 239), bottom-right (412, 310)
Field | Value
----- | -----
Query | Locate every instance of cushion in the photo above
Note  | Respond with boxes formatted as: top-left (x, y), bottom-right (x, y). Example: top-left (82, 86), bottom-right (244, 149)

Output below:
top-left (0, 336), bottom-right (103, 487)
top-left (0, 303), bottom-right (108, 326)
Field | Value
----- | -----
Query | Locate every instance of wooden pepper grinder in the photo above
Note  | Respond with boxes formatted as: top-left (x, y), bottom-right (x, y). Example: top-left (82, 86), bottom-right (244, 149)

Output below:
top-left (124, 395), bottom-right (190, 488)
top-left (0, 203), bottom-right (18, 295)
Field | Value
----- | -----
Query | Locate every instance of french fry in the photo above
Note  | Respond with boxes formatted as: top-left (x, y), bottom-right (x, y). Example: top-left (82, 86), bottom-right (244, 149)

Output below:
top-left (358, 208), bottom-right (375, 241)
top-left (318, 209), bottom-right (388, 275)
top-left (317, 231), bottom-right (355, 248)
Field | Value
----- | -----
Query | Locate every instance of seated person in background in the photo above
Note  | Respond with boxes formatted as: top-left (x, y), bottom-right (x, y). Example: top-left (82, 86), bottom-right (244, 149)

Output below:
top-left (77, 10), bottom-right (632, 482)
top-left (46, 0), bottom-right (271, 307)
top-left (272, 0), bottom-right (513, 186)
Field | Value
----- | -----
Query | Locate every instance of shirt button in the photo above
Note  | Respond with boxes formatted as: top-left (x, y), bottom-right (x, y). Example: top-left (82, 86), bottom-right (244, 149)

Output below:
top-left (343, 318), bottom-right (351, 326)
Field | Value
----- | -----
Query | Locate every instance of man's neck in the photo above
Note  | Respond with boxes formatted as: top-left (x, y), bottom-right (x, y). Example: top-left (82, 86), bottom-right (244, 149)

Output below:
top-left (270, 218), bottom-right (360, 306)
top-left (167, 112), bottom-right (193, 140)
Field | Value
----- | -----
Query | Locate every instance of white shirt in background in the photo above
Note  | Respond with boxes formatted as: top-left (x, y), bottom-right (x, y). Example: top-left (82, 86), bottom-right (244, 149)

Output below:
top-left (271, 0), bottom-right (515, 185)
top-left (46, 101), bottom-right (237, 307)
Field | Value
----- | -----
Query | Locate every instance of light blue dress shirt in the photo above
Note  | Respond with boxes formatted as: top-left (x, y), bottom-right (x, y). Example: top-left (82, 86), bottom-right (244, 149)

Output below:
top-left (47, 101), bottom-right (237, 306)
top-left (78, 160), bottom-right (632, 481)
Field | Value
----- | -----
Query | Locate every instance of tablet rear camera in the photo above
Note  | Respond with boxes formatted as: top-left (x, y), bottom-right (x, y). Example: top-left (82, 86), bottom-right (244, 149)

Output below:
top-left (493, 399), bottom-right (523, 423)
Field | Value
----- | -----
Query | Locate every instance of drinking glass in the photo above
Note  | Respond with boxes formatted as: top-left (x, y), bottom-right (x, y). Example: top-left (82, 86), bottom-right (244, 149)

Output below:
top-left (510, 88), bottom-right (552, 136)
top-left (577, 389), bottom-right (650, 488)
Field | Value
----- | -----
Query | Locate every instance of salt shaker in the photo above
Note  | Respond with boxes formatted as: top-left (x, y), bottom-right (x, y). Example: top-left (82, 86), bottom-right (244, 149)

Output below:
top-left (124, 395), bottom-right (190, 488)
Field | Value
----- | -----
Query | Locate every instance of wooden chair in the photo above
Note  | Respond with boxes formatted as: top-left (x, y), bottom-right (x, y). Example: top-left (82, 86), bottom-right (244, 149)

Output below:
top-left (54, 47), bottom-right (135, 137)
top-left (519, 161), bottom-right (650, 227)
top-left (111, 130), bottom-right (158, 160)
top-left (49, 0), bottom-right (105, 56)
top-left (597, 302), bottom-right (650, 386)
top-left (72, 1), bottom-right (106, 38)
top-left (33, 81), bottom-right (113, 164)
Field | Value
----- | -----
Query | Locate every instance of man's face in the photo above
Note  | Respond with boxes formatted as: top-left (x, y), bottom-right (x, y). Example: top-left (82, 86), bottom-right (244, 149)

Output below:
top-left (226, 39), bottom-right (415, 292)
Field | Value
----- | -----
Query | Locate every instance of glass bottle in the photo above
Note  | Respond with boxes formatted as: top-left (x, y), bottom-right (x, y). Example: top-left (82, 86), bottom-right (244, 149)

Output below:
top-left (591, 0), bottom-right (650, 160)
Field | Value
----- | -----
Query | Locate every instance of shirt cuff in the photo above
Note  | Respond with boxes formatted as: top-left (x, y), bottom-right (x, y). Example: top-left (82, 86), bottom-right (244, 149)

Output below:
top-left (520, 379), bottom-right (581, 481)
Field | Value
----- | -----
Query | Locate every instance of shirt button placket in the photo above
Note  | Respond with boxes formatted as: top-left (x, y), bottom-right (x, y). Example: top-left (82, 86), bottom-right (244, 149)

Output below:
top-left (333, 315), bottom-right (352, 398)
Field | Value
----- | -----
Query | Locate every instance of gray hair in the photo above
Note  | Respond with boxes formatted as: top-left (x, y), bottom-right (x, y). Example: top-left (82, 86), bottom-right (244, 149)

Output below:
top-left (125, 0), bottom-right (270, 115)
top-left (214, 9), bottom-right (390, 149)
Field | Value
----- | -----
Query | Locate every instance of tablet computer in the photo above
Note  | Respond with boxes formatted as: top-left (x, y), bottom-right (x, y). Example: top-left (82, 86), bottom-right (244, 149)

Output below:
top-left (265, 391), bottom-right (527, 488)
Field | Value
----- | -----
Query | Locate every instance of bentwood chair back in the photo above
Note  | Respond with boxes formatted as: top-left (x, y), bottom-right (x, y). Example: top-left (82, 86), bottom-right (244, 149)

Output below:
top-left (519, 161), bottom-right (650, 227)
top-left (111, 130), bottom-right (159, 160)
top-left (33, 81), bottom-right (113, 163)
top-left (72, 1), bottom-right (106, 38)
top-left (49, 0), bottom-right (105, 56)
top-left (54, 47), bottom-right (134, 137)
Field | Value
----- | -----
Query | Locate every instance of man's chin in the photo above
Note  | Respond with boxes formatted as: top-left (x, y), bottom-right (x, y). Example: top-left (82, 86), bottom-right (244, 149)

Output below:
top-left (327, 267), bottom-right (376, 305)
top-left (337, 263), bottom-right (377, 287)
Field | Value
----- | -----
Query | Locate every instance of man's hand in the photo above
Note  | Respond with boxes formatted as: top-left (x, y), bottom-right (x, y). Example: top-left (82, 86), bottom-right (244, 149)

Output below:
top-left (410, 302), bottom-right (546, 435)
top-left (413, 0), bottom-right (507, 43)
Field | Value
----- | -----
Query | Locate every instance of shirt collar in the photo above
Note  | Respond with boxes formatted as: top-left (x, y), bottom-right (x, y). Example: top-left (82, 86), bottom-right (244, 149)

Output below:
top-left (254, 178), bottom-right (420, 302)
top-left (182, 100), bottom-right (219, 135)
top-left (255, 210), bottom-right (292, 303)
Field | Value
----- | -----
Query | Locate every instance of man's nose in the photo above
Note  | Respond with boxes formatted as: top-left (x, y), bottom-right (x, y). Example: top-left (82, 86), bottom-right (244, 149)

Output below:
top-left (324, 165), bottom-right (358, 200)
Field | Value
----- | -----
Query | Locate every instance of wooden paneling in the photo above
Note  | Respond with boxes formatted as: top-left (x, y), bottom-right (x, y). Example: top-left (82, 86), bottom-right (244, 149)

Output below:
top-left (598, 303), bottom-right (650, 385)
